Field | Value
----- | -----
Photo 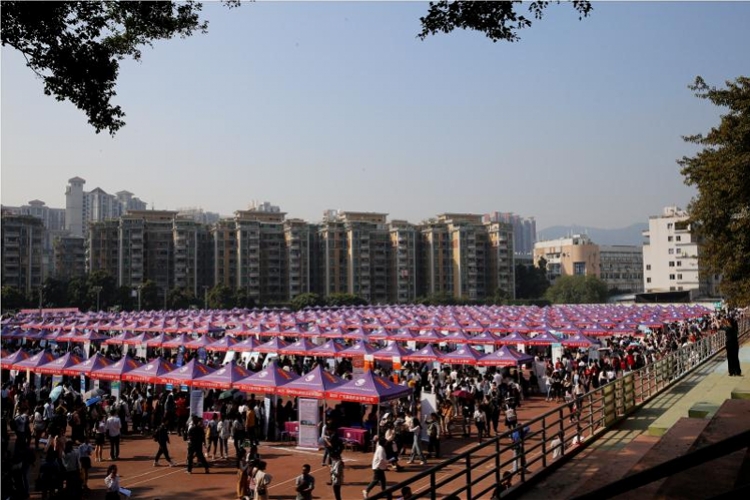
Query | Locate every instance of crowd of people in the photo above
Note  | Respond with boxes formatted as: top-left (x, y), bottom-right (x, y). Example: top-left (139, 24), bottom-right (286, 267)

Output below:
top-left (1, 307), bottom-right (744, 500)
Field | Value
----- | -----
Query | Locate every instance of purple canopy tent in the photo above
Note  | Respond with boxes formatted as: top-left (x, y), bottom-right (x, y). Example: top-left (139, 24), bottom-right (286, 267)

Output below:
top-left (121, 357), bottom-right (177, 384)
top-left (476, 346), bottom-right (534, 367)
top-left (276, 364), bottom-right (345, 399)
top-left (159, 358), bottom-right (216, 387)
top-left (232, 361), bottom-right (299, 394)
top-left (326, 370), bottom-right (413, 404)
top-left (402, 344), bottom-right (443, 363)
top-left (438, 346), bottom-right (484, 365)
top-left (92, 354), bottom-right (143, 381)
top-left (307, 340), bottom-right (346, 357)
top-left (193, 362), bottom-right (252, 390)
top-left (372, 343), bottom-right (414, 361)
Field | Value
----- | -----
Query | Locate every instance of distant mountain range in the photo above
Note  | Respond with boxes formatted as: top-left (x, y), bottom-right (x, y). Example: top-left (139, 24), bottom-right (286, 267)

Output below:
top-left (537, 223), bottom-right (648, 246)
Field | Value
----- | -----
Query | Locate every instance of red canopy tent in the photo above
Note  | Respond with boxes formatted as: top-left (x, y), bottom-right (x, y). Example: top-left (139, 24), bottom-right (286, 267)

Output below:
top-left (121, 357), bottom-right (177, 384)
top-left (193, 362), bottom-right (252, 390)
top-left (232, 361), bottom-right (299, 394)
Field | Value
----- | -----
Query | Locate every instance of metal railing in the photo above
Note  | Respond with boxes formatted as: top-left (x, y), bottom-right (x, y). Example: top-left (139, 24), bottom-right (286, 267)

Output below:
top-left (371, 316), bottom-right (749, 500)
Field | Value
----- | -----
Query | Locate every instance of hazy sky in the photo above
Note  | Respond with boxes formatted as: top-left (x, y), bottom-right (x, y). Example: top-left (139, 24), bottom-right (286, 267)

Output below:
top-left (2, 1), bottom-right (749, 230)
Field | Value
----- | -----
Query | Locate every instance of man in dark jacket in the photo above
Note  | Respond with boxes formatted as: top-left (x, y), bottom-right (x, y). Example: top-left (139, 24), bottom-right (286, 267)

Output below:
top-left (186, 416), bottom-right (209, 474)
top-left (153, 423), bottom-right (176, 466)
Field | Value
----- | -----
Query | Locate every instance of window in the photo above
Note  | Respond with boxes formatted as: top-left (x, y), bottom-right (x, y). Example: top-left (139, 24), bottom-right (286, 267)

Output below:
top-left (676, 248), bottom-right (682, 254)
top-left (668, 236), bottom-right (673, 242)
top-left (669, 274), bottom-right (675, 280)
top-left (667, 223), bottom-right (673, 229)
top-left (646, 264), bottom-right (651, 271)
top-left (669, 261), bottom-right (675, 267)
top-left (677, 261), bottom-right (682, 267)
top-left (646, 277), bottom-right (651, 283)
top-left (676, 236), bottom-right (681, 242)
top-left (677, 274), bottom-right (682, 280)
top-left (668, 248), bottom-right (674, 254)
top-left (573, 262), bottom-right (586, 275)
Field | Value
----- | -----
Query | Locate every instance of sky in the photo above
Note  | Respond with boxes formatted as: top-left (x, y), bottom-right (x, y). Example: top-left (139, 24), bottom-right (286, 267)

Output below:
top-left (2, 1), bottom-right (749, 231)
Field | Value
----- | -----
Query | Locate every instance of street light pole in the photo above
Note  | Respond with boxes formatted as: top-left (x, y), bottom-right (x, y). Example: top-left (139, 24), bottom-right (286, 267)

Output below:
top-left (93, 286), bottom-right (103, 312)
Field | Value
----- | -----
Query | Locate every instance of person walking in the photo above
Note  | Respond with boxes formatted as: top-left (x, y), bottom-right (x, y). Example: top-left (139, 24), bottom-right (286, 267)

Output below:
top-left (426, 413), bottom-right (441, 459)
top-left (407, 415), bottom-right (426, 465)
top-left (294, 463), bottom-right (315, 500)
top-left (94, 414), bottom-right (106, 462)
top-left (253, 460), bottom-right (272, 500)
top-left (153, 423), bottom-right (176, 467)
top-left (186, 416), bottom-right (210, 474)
top-left (329, 451), bottom-right (344, 500)
top-left (78, 437), bottom-right (94, 490)
top-left (473, 406), bottom-right (486, 444)
top-left (363, 437), bottom-right (389, 498)
top-left (206, 414), bottom-right (219, 460)
top-left (105, 409), bottom-right (122, 461)
top-left (217, 413), bottom-right (230, 460)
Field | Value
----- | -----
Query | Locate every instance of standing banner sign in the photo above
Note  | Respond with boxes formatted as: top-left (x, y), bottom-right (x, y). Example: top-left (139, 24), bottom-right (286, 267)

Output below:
top-left (111, 381), bottom-right (121, 401)
top-left (80, 374), bottom-right (86, 393)
top-left (297, 398), bottom-right (319, 450)
top-left (190, 390), bottom-right (204, 419)
top-left (264, 397), bottom-right (272, 439)
top-left (83, 342), bottom-right (91, 360)
top-left (420, 392), bottom-right (437, 443)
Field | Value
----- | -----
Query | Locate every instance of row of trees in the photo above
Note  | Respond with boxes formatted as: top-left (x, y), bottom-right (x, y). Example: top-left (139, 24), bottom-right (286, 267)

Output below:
top-left (1, 263), bottom-right (609, 314)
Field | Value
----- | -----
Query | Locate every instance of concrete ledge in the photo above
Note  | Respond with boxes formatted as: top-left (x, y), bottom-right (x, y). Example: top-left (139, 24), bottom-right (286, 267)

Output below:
top-left (731, 388), bottom-right (750, 400)
top-left (688, 402), bottom-right (720, 418)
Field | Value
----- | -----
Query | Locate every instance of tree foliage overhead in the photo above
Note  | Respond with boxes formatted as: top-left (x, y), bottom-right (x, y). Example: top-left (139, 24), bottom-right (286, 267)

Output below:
top-left (679, 76), bottom-right (750, 306)
top-left (419, 1), bottom-right (592, 42)
top-left (1, 1), bottom-right (208, 135)
top-left (2, 1), bottom-right (591, 135)
top-left (545, 275), bottom-right (608, 304)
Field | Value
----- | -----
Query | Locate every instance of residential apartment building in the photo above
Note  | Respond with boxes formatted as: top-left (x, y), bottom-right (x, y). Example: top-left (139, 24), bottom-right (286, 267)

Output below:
top-left (534, 234), bottom-right (601, 283)
top-left (317, 212), bottom-right (349, 297)
top-left (388, 220), bottom-right (418, 304)
top-left (235, 209), bottom-right (287, 303)
top-left (1, 211), bottom-right (45, 295)
top-left (485, 219), bottom-right (516, 298)
top-left (419, 220), bottom-right (452, 297)
top-left (642, 206), bottom-right (719, 297)
top-left (599, 245), bottom-right (643, 293)
top-left (87, 220), bottom-right (120, 278)
top-left (173, 218), bottom-right (213, 296)
top-left (65, 177), bottom-right (146, 238)
top-left (53, 237), bottom-right (86, 280)
top-left (483, 212), bottom-right (536, 256)
top-left (284, 219), bottom-right (313, 299)
top-left (212, 219), bottom-right (238, 290)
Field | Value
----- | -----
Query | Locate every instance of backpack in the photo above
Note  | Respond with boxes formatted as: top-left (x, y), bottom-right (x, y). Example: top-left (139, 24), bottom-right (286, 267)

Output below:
top-left (428, 421), bottom-right (438, 438)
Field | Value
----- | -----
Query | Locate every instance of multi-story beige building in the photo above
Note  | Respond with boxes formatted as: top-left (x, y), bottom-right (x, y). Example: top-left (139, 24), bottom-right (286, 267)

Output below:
top-left (1, 211), bottom-right (45, 296)
top-left (212, 219), bottom-right (238, 289)
top-left (534, 234), bottom-right (601, 283)
top-left (485, 219), bottom-right (515, 298)
top-left (388, 220), bottom-right (418, 304)
top-left (284, 219), bottom-right (313, 299)
top-left (234, 208), bottom-right (287, 303)
top-left (316, 213), bottom-right (349, 297)
top-left (87, 220), bottom-right (120, 278)
top-left (173, 218), bottom-right (213, 297)
top-left (65, 177), bottom-right (147, 239)
top-left (642, 206), bottom-right (719, 297)
top-left (419, 220), bottom-right (452, 297)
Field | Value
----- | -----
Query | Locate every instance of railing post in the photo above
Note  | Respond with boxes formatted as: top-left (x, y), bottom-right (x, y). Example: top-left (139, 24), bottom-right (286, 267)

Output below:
top-left (496, 435), bottom-right (503, 483)
top-left (466, 454), bottom-right (472, 499)
top-left (430, 471), bottom-right (437, 500)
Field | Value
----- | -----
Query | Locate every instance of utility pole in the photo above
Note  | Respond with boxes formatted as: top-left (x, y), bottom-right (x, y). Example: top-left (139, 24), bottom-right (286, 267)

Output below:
top-left (93, 286), bottom-right (103, 312)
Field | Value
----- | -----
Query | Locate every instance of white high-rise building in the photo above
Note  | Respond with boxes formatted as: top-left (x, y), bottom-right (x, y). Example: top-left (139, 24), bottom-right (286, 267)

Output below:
top-left (65, 177), bottom-right (147, 238)
top-left (642, 206), bottom-right (719, 297)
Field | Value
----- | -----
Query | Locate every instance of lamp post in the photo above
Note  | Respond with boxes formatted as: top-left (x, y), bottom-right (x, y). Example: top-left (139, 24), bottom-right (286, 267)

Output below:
top-left (137, 284), bottom-right (143, 312)
top-left (93, 286), bottom-right (103, 312)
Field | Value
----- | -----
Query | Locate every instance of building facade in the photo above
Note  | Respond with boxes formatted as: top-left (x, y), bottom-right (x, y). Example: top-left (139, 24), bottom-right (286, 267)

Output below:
top-left (65, 177), bottom-right (147, 239)
top-left (483, 212), bottom-right (536, 256)
top-left (53, 236), bottom-right (86, 280)
top-left (642, 206), bottom-right (719, 297)
top-left (599, 245), bottom-right (643, 293)
top-left (1, 212), bottom-right (45, 296)
top-left (534, 234), bottom-right (601, 283)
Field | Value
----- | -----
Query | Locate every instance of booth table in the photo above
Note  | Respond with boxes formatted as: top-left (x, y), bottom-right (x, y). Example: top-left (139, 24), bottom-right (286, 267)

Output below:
top-left (337, 427), bottom-right (368, 452)
top-left (282, 421), bottom-right (300, 441)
